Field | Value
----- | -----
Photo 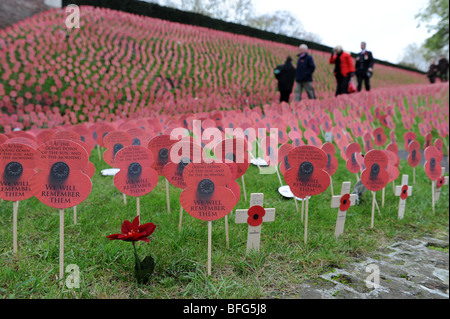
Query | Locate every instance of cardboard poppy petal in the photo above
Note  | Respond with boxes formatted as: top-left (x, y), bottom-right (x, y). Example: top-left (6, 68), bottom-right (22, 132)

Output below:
top-left (32, 170), bottom-right (92, 208)
top-left (114, 167), bottom-right (159, 197)
top-left (227, 180), bottom-right (241, 205)
top-left (247, 205), bottom-right (265, 227)
top-left (285, 167), bottom-right (330, 198)
top-left (36, 139), bottom-right (89, 171)
top-left (147, 134), bottom-right (178, 175)
top-left (114, 145), bottom-right (154, 170)
top-left (180, 187), bottom-right (235, 221)
top-left (182, 163), bottom-right (232, 188)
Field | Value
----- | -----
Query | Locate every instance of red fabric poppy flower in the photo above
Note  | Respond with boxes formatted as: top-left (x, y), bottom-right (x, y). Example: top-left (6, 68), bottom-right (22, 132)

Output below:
top-left (113, 145), bottom-right (159, 197)
top-left (424, 146), bottom-right (443, 181)
top-left (284, 145), bottom-right (330, 198)
top-left (403, 131), bottom-right (416, 150)
top-left (163, 140), bottom-right (206, 189)
top-left (107, 216), bottom-right (156, 243)
top-left (31, 139), bottom-right (92, 209)
top-left (147, 134), bottom-right (178, 175)
top-left (0, 141), bottom-right (37, 201)
top-left (361, 150), bottom-right (389, 192)
top-left (345, 142), bottom-right (363, 174)
top-left (180, 162), bottom-right (236, 221)
top-left (247, 205), bottom-right (265, 227)
top-left (407, 140), bottom-right (421, 168)
top-left (214, 138), bottom-right (249, 179)
top-left (340, 193), bottom-right (351, 211)
top-left (400, 185), bottom-right (409, 200)
top-left (373, 127), bottom-right (387, 147)
top-left (321, 142), bottom-right (338, 176)
top-left (103, 130), bottom-right (133, 167)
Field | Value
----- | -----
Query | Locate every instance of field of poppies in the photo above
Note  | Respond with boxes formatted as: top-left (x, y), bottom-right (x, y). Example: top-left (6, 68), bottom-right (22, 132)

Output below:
top-left (0, 6), bottom-right (448, 299)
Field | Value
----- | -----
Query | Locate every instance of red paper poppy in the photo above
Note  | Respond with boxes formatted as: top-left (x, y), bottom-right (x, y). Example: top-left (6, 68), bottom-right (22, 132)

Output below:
top-left (0, 134), bottom-right (8, 145)
top-left (288, 130), bottom-right (303, 147)
top-left (180, 162), bottom-right (236, 221)
top-left (304, 129), bottom-right (322, 147)
top-left (163, 140), bottom-right (206, 189)
top-left (321, 142), bottom-right (338, 176)
top-left (147, 134), bottom-right (178, 175)
top-left (113, 146), bottom-right (159, 197)
top-left (423, 133), bottom-right (432, 149)
top-left (345, 142), bottom-right (363, 174)
top-left (247, 205), bottom-right (265, 227)
top-left (278, 143), bottom-right (294, 175)
top-left (400, 185), bottom-right (409, 200)
top-left (407, 140), bottom-right (421, 168)
top-left (103, 131), bottom-right (133, 167)
top-left (284, 145), bottom-right (330, 198)
top-left (339, 193), bottom-right (351, 211)
top-left (361, 150), bottom-right (389, 192)
top-left (107, 215), bottom-right (156, 243)
top-left (434, 138), bottom-right (443, 153)
top-left (0, 141), bottom-right (37, 201)
top-left (260, 136), bottom-right (279, 166)
top-left (424, 146), bottom-right (443, 181)
top-left (373, 127), bottom-right (387, 146)
top-left (214, 138), bottom-right (249, 179)
top-left (403, 131), bottom-right (416, 150)
top-left (363, 132), bottom-right (373, 153)
top-left (436, 176), bottom-right (445, 189)
top-left (386, 142), bottom-right (398, 156)
top-left (31, 139), bottom-right (92, 209)
top-left (385, 150), bottom-right (399, 183)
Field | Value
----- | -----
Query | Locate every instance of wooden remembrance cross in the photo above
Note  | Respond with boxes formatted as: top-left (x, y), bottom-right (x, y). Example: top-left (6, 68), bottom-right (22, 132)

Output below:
top-left (394, 174), bottom-right (413, 220)
top-left (330, 182), bottom-right (357, 238)
top-left (235, 193), bottom-right (275, 253)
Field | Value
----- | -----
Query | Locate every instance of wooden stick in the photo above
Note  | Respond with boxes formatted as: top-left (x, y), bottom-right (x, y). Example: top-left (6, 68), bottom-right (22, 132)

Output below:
top-left (294, 197), bottom-right (299, 212)
top-left (73, 206), bottom-right (77, 225)
top-left (59, 208), bottom-right (64, 280)
top-left (241, 175), bottom-right (247, 202)
top-left (276, 166), bottom-right (283, 187)
top-left (165, 178), bottom-right (171, 214)
top-left (123, 193), bottom-right (127, 205)
top-left (13, 201), bottom-right (18, 255)
top-left (207, 221), bottom-right (212, 276)
top-left (413, 167), bottom-right (416, 185)
top-left (304, 197), bottom-right (309, 244)
top-left (330, 176), bottom-right (334, 196)
top-left (224, 214), bottom-right (229, 249)
top-left (301, 198), bottom-right (305, 222)
top-left (97, 144), bottom-right (101, 160)
top-left (371, 191), bottom-right (376, 229)
top-left (382, 187), bottom-right (385, 207)
top-left (178, 206), bottom-right (183, 232)
top-left (136, 196), bottom-right (140, 218)
top-left (431, 181), bottom-right (435, 214)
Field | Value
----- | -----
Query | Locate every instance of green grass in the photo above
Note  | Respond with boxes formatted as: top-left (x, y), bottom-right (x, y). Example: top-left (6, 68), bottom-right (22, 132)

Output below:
top-left (0, 142), bottom-right (448, 299)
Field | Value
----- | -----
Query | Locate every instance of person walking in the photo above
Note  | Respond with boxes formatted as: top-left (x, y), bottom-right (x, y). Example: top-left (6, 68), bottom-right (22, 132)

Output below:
top-left (274, 56), bottom-right (296, 103)
top-left (437, 55), bottom-right (449, 82)
top-left (355, 41), bottom-right (374, 91)
top-left (329, 45), bottom-right (355, 96)
top-left (427, 59), bottom-right (439, 84)
top-left (293, 44), bottom-right (316, 102)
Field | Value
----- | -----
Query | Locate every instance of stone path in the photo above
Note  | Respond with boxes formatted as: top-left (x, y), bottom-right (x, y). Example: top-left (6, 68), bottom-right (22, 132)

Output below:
top-left (282, 234), bottom-right (449, 299)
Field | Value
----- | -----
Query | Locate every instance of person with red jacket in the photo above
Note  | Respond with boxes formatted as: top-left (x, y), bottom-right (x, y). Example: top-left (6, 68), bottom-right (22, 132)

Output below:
top-left (329, 45), bottom-right (356, 96)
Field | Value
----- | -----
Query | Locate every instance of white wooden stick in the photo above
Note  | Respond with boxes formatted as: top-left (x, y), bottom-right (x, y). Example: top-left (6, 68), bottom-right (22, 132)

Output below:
top-left (294, 197), bottom-right (299, 212)
top-left (431, 181), bottom-right (435, 214)
top-left (13, 201), bottom-right (18, 255)
top-left (330, 176), bottom-right (334, 196)
top-left (73, 205), bottom-right (77, 225)
top-left (371, 191), bottom-right (376, 228)
top-left (224, 214), bottom-right (229, 249)
top-left (241, 175), bottom-right (247, 202)
top-left (276, 166), bottom-right (283, 187)
top-left (301, 198), bottom-right (305, 222)
top-left (178, 206), bottom-right (183, 232)
top-left (165, 178), bottom-right (171, 214)
top-left (207, 221), bottom-right (212, 276)
top-left (382, 187), bottom-right (385, 207)
top-left (413, 167), bottom-right (416, 185)
top-left (136, 196), bottom-right (140, 218)
top-left (304, 197), bottom-right (309, 244)
top-left (123, 193), bottom-right (127, 205)
top-left (59, 208), bottom-right (64, 280)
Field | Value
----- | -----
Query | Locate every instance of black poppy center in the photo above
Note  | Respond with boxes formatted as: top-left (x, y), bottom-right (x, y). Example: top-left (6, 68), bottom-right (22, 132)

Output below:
top-left (128, 162), bottom-right (142, 179)
top-left (326, 154), bottom-right (331, 167)
top-left (411, 149), bottom-right (416, 161)
top-left (370, 163), bottom-right (380, 179)
top-left (158, 148), bottom-right (169, 163)
top-left (284, 155), bottom-right (291, 170)
top-left (50, 161), bottom-right (70, 183)
top-left (197, 178), bottom-right (215, 198)
top-left (253, 214), bottom-right (259, 220)
top-left (4, 161), bottom-right (23, 181)
top-left (113, 143), bottom-right (124, 156)
top-left (430, 157), bottom-right (436, 170)
top-left (225, 152), bottom-right (236, 163)
top-left (342, 199), bottom-right (348, 205)
top-left (351, 153), bottom-right (357, 165)
top-left (298, 161), bottom-right (314, 179)
top-left (132, 138), bottom-right (141, 146)
top-left (377, 134), bottom-right (382, 142)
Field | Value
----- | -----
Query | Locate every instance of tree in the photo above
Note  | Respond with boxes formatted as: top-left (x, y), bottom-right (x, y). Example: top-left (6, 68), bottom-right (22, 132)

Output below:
top-left (415, 0), bottom-right (449, 56)
top-left (398, 43), bottom-right (429, 72)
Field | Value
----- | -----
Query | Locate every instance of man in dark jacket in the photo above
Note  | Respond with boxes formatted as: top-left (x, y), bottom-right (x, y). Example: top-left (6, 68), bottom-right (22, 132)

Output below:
top-left (294, 44), bottom-right (316, 102)
top-left (437, 55), bottom-right (449, 82)
top-left (274, 56), bottom-right (296, 103)
top-left (355, 41), bottom-right (374, 92)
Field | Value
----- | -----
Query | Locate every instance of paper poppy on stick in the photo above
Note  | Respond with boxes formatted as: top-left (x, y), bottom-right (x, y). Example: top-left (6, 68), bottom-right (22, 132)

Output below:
top-left (0, 142), bottom-right (37, 201)
top-left (407, 140), bottom-right (421, 168)
top-left (424, 146), bottom-right (443, 181)
top-left (373, 127), bottom-right (387, 147)
top-left (103, 131), bottom-right (133, 167)
top-left (180, 162), bottom-right (236, 221)
top-left (321, 142), bottom-right (338, 176)
top-left (278, 143), bottom-right (294, 175)
top-left (360, 150), bottom-right (389, 192)
top-left (288, 130), bottom-right (303, 147)
top-left (147, 134), bottom-right (178, 175)
top-left (345, 142), bottom-right (363, 174)
top-left (32, 139), bottom-right (92, 209)
top-left (403, 131), bottom-right (416, 150)
top-left (247, 205), bottom-right (265, 227)
top-left (363, 132), bottom-right (373, 153)
top-left (385, 150), bottom-right (399, 183)
top-left (260, 136), bottom-right (279, 166)
top-left (214, 138), bottom-right (249, 179)
top-left (113, 146), bottom-right (159, 197)
top-left (284, 145), bottom-right (330, 198)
